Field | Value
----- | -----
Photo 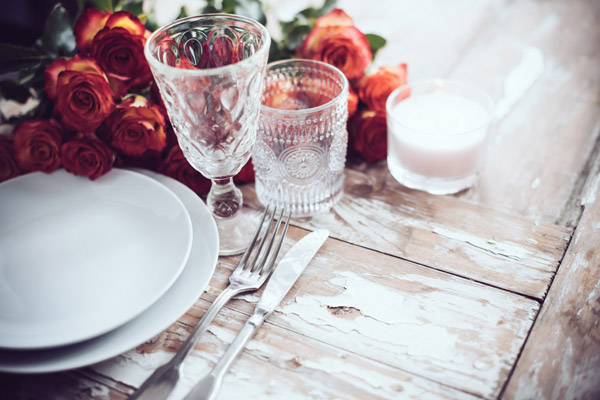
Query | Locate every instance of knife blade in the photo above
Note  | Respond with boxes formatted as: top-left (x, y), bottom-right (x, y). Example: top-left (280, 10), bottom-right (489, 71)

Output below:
top-left (184, 229), bottom-right (329, 400)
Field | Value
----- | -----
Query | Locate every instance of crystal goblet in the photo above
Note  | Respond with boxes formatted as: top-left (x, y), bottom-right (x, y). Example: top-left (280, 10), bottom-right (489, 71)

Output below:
top-left (145, 14), bottom-right (270, 255)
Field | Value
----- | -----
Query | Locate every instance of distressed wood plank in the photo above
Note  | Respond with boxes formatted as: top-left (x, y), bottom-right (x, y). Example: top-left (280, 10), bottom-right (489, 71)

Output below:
top-left (502, 164), bottom-right (600, 398)
top-left (447, 0), bottom-right (600, 225)
top-left (93, 227), bottom-right (541, 399)
top-left (242, 167), bottom-right (570, 300)
top-left (92, 299), bottom-right (478, 400)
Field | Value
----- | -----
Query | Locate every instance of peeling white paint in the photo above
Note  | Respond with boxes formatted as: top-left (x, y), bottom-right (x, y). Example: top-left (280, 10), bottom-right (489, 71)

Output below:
top-left (531, 178), bottom-right (541, 189)
top-left (495, 47), bottom-right (544, 120)
top-left (527, 238), bottom-right (538, 245)
top-left (91, 350), bottom-right (173, 387)
top-left (304, 357), bottom-right (397, 390)
top-left (280, 270), bottom-right (537, 398)
top-left (432, 226), bottom-right (530, 261)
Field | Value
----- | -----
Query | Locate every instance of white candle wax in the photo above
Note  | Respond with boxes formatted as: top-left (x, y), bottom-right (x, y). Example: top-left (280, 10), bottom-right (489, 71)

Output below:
top-left (387, 91), bottom-right (491, 186)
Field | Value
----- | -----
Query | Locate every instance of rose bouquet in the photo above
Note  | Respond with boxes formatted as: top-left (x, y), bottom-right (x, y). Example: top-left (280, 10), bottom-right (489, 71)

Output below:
top-left (0, 0), bottom-right (407, 193)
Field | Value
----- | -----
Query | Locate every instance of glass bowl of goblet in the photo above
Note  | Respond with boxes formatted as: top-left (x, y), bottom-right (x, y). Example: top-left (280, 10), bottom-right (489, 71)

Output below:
top-left (145, 14), bottom-right (270, 255)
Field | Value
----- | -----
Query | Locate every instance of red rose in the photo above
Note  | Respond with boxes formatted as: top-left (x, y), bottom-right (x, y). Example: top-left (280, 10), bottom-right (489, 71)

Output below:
top-left (158, 146), bottom-right (211, 195)
top-left (13, 120), bottom-right (63, 173)
top-left (73, 8), bottom-right (112, 53)
top-left (348, 87), bottom-right (359, 117)
top-left (99, 105), bottom-right (166, 157)
top-left (91, 12), bottom-right (152, 96)
top-left (53, 70), bottom-right (115, 132)
top-left (44, 55), bottom-right (106, 101)
top-left (350, 110), bottom-right (387, 163)
top-left (233, 158), bottom-right (255, 184)
top-left (0, 137), bottom-right (20, 182)
top-left (61, 136), bottom-right (114, 180)
top-left (358, 64), bottom-right (408, 112)
top-left (150, 80), bottom-right (169, 120)
top-left (297, 9), bottom-right (372, 80)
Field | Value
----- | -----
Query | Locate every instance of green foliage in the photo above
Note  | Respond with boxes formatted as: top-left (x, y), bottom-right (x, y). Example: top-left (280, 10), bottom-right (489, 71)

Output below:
top-left (365, 33), bottom-right (386, 58)
top-left (271, 0), bottom-right (337, 62)
top-left (40, 4), bottom-right (77, 59)
top-left (0, 44), bottom-right (52, 75)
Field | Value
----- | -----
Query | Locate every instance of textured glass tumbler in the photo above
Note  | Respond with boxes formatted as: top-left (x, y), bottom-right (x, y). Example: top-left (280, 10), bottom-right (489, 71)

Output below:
top-left (145, 14), bottom-right (270, 255)
top-left (253, 59), bottom-right (349, 217)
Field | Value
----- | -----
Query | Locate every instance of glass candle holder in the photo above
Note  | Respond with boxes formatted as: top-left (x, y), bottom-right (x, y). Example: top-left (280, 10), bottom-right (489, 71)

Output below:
top-left (253, 59), bottom-right (349, 217)
top-left (386, 80), bottom-right (494, 195)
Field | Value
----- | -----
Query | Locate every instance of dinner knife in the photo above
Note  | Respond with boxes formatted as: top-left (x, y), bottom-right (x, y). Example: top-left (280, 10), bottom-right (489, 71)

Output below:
top-left (183, 229), bottom-right (329, 400)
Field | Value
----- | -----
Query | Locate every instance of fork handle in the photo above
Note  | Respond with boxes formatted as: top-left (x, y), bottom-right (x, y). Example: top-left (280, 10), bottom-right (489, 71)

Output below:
top-left (130, 285), bottom-right (241, 400)
top-left (183, 307), bottom-right (269, 400)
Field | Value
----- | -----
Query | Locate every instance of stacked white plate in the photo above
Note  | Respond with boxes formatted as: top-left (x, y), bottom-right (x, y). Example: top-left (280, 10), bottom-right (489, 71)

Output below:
top-left (0, 168), bottom-right (218, 373)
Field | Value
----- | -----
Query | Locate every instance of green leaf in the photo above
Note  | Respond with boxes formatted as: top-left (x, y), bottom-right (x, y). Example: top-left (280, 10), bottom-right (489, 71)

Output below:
top-left (83, 0), bottom-right (113, 12)
top-left (0, 44), bottom-right (52, 75)
top-left (268, 40), bottom-right (293, 62)
top-left (234, 0), bottom-right (267, 25)
top-left (285, 24), bottom-right (311, 51)
top-left (34, 96), bottom-right (53, 119)
top-left (121, 1), bottom-right (144, 17)
top-left (0, 80), bottom-right (32, 103)
top-left (365, 33), bottom-right (386, 57)
top-left (40, 4), bottom-right (76, 58)
top-left (316, 0), bottom-right (337, 17)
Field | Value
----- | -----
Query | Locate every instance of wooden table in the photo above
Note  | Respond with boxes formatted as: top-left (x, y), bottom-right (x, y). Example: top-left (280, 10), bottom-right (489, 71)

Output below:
top-left (3, 0), bottom-right (599, 398)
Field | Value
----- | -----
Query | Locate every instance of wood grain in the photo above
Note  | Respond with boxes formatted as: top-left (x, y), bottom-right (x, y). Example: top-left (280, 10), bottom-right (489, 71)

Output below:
top-left (243, 167), bottom-right (570, 300)
top-left (448, 0), bottom-right (600, 225)
top-left (92, 298), bottom-right (481, 400)
top-left (89, 227), bottom-right (542, 399)
top-left (502, 165), bottom-right (600, 398)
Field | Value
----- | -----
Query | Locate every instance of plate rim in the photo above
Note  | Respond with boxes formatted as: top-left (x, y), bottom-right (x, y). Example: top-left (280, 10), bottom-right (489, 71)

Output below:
top-left (0, 169), bottom-right (193, 349)
top-left (0, 169), bottom-right (218, 373)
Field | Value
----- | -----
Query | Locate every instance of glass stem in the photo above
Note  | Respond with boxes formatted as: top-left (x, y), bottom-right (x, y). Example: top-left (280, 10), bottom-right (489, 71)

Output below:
top-left (207, 178), bottom-right (243, 219)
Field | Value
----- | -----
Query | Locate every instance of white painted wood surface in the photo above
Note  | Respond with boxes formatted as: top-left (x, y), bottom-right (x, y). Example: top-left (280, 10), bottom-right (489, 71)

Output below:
top-left (4, 0), bottom-right (600, 399)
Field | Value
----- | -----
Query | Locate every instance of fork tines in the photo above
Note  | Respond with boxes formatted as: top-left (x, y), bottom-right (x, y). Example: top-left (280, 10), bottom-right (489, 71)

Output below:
top-left (236, 206), bottom-right (291, 276)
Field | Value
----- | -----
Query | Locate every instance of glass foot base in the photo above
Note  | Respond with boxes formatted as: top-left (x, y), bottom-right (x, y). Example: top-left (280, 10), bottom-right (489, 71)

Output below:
top-left (214, 207), bottom-right (264, 256)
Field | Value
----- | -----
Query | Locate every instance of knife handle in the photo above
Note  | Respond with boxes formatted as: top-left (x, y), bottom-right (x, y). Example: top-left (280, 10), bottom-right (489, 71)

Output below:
top-left (184, 306), bottom-right (270, 400)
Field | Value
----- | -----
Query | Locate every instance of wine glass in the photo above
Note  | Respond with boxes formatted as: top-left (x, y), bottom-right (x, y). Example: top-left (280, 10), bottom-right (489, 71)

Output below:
top-left (145, 14), bottom-right (271, 255)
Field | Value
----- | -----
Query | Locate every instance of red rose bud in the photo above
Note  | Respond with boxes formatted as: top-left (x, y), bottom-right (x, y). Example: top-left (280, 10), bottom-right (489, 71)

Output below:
top-left (99, 105), bottom-right (167, 157)
top-left (150, 80), bottom-right (169, 120)
top-left (53, 70), bottom-right (115, 132)
top-left (315, 8), bottom-right (355, 27)
top-left (0, 137), bottom-right (20, 182)
top-left (350, 110), bottom-right (388, 163)
top-left (61, 136), bottom-right (114, 180)
top-left (44, 55), bottom-right (105, 101)
top-left (104, 11), bottom-right (146, 36)
top-left (359, 64), bottom-right (408, 112)
top-left (73, 8), bottom-right (112, 53)
top-left (297, 9), bottom-right (372, 80)
top-left (14, 120), bottom-right (63, 173)
top-left (91, 26), bottom-right (152, 96)
top-left (233, 158), bottom-right (255, 184)
top-left (158, 146), bottom-right (211, 196)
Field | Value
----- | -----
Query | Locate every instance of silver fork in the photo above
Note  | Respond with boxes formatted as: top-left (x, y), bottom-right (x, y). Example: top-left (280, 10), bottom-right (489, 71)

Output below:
top-left (130, 206), bottom-right (291, 400)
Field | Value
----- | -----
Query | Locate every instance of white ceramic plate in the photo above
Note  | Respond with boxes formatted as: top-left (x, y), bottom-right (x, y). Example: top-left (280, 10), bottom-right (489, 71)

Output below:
top-left (0, 169), bottom-right (193, 350)
top-left (0, 169), bottom-right (218, 373)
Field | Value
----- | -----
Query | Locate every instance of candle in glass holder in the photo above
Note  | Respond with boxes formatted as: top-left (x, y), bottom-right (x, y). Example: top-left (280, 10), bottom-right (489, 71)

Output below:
top-left (386, 80), bottom-right (494, 194)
